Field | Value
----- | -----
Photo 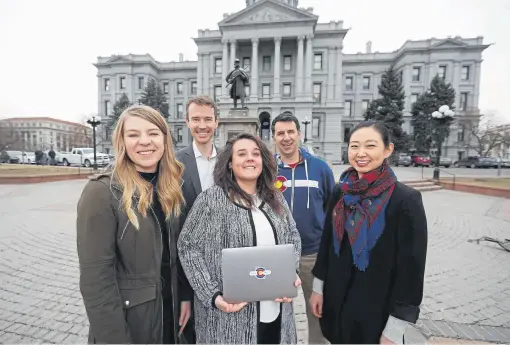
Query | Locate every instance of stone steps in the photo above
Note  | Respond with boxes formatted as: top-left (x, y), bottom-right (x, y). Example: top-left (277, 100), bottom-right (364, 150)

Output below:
top-left (402, 179), bottom-right (443, 192)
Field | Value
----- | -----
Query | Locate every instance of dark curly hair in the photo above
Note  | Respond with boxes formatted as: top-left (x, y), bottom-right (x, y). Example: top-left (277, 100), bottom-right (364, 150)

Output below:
top-left (213, 133), bottom-right (283, 215)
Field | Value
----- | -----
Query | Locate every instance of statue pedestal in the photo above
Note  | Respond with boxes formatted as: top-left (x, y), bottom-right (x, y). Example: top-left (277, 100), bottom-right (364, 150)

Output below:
top-left (216, 107), bottom-right (259, 147)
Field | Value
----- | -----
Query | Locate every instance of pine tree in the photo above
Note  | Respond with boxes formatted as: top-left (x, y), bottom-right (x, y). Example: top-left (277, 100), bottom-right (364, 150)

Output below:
top-left (109, 93), bottom-right (132, 129)
top-left (411, 75), bottom-right (456, 153)
top-left (139, 79), bottom-right (169, 118)
top-left (364, 64), bottom-right (408, 152)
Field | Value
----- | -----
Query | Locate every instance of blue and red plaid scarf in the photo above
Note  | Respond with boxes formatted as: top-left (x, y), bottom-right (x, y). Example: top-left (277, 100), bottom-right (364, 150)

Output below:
top-left (333, 162), bottom-right (397, 271)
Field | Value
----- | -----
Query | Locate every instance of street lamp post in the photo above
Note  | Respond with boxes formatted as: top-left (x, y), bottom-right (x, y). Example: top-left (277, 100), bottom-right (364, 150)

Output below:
top-left (431, 105), bottom-right (455, 180)
top-left (86, 115), bottom-right (102, 170)
top-left (302, 117), bottom-right (311, 143)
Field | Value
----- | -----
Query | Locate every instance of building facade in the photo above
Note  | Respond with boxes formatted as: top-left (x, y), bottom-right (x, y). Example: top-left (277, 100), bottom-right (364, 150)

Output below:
top-left (94, 0), bottom-right (489, 162)
top-left (0, 117), bottom-right (92, 152)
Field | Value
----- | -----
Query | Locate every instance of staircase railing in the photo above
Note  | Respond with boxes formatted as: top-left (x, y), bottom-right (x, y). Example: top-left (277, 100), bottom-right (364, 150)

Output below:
top-left (421, 166), bottom-right (456, 188)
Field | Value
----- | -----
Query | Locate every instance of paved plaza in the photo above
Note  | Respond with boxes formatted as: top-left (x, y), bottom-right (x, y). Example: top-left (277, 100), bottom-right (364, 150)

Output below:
top-left (0, 177), bottom-right (509, 343)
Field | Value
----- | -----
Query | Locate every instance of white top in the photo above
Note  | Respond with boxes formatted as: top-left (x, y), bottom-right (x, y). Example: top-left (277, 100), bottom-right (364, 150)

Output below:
top-left (251, 197), bottom-right (280, 323)
top-left (193, 141), bottom-right (217, 192)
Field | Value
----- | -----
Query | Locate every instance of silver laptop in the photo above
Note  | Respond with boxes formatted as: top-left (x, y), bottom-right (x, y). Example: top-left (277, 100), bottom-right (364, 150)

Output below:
top-left (221, 244), bottom-right (298, 304)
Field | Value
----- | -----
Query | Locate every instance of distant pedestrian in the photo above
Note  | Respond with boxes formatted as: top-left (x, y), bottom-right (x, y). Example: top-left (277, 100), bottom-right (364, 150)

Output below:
top-left (34, 150), bottom-right (43, 165)
top-left (310, 121), bottom-right (428, 344)
top-left (48, 148), bottom-right (56, 166)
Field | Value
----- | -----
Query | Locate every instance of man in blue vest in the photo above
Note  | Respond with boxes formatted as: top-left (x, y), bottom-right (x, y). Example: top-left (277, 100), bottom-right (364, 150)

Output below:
top-left (272, 112), bottom-right (335, 344)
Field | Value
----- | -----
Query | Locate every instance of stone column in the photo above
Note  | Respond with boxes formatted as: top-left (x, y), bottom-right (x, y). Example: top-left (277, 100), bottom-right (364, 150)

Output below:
top-left (334, 45), bottom-right (343, 101)
top-left (304, 34), bottom-right (313, 97)
top-left (404, 65), bottom-right (411, 112)
top-left (251, 38), bottom-right (259, 99)
top-left (197, 53), bottom-right (203, 95)
top-left (452, 62), bottom-right (460, 110)
top-left (222, 39), bottom-right (229, 90)
top-left (273, 37), bottom-right (282, 100)
top-left (327, 47), bottom-right (335, 101)
top-left (203, 53), bottom-right (210, 96)
top-left (296, 35), bottom-right (305, 97)
top-left (473, 61), bottom-right (482, 109)
top-left (230, 39), bottom-right (237, 69)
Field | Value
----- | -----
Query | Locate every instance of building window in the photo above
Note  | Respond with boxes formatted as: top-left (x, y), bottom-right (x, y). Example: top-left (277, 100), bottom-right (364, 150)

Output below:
top-left (457, 124), bottom-right (465, 142)
top-left (138, 77), bottom-right (144, 89)
top-left (345, 76), bottom-right (353, 91)
top-left (344, 100), bottom-right (352, 117)
top-left (263, 56), bottom-right (271, 71)
top-left (215, 58), bottom-right (222, 74)
top-left (412, 67), bottom-right (421, 82)
top-left (362, 76), bottom-right (371, 90)
top-left (438, 65), bottom-right (447, 80)
top-left (313, 83), bottom-right (321, 103)
top-left (176, 127), bottom-right (183, 143)
top-left (461, 66), bottom-right (470, 81)
top-left (176, 104), bottom-right (184, 118)
top-left (282, 83), bottom-right (291, 97)
top-left (262, 84), bottom-right (270, 97)
top-left (104, 101), bottom-right (110, 116)
top-left (176, 82), bottom-right (183, 95)
top-left (163, 82), bottom-right (169, 94)
top-left (312, 117), bottom-right (320, 138)
top-left (120, 77), bottom-right (126, 90)
top-left (242, 57), bottom-right (251, 68)
top-left (411, 93), bottom-right (419, 105)
top-left (313, 53), bottom-right (323, 70)
top-left (343, 125), bottom-right (352, 143)
top-left (191, 81), bottom-right (197, 95)
top-left (283, 55), bottom-right (292, 71)
top-left (213, 85), bottom-right (222, 102)
top-left (460, 92), bottom-right (468, 111)
top-left (104, 78), bottom-right (110, 91)
top-left (361, 100), bottom-right (370, 113)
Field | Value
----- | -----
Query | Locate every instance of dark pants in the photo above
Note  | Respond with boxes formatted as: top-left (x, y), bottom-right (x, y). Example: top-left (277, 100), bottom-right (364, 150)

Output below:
top-left (258, 315), bottom-right (281, 344)
top-left (163, 298), bottom-right (175, 344)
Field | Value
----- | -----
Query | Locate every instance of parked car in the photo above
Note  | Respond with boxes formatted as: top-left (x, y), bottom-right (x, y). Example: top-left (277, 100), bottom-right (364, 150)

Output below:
top-left (60, 148), bottom-right (110, 167)
top-left (4, 150), bottom-right (22, 163)
top-left (501, 159), bottom-right (510, 168)
top-left (411, 153), bottom-right (431, 167)
top-left (395, 154), bottom-right (412, 167)
top-left (431, 156), bottom-right (452, 168)
top-left (454, 156), bottom-right (497, 168)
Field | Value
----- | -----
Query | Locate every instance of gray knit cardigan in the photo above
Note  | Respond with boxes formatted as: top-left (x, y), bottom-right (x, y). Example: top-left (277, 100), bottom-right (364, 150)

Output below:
top-left (177, 185), bottom-right (302, 344)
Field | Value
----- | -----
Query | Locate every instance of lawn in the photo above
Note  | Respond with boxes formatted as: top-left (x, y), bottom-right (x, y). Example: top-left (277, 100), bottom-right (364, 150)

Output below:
top-left (0, 164), bottom-right (95, 177)
top-left (442, 177), bottom-right (510, 190)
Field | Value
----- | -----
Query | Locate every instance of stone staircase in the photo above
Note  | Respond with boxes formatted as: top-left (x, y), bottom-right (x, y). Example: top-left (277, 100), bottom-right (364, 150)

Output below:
top-left (402, 179), bottom-right (442, 192)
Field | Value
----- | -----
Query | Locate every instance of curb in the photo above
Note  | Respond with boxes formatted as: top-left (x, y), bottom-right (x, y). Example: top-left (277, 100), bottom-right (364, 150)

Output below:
top-left (0, 173), bottom-right (93, 184)
top-left (437, 181), bottom-right (510, 199)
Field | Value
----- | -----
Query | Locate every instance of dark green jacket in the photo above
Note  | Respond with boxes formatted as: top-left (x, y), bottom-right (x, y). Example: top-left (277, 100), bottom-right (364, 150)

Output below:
top-left (76, 174), bottom-right (192, 344)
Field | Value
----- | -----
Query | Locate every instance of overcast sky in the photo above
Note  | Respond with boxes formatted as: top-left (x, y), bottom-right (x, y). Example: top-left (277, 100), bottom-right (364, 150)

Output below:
top-left (1, 0), bottom-right (509, 124)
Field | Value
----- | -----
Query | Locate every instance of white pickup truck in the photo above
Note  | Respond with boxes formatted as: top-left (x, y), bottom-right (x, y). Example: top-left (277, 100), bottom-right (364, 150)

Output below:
top-left (60, 148), bottom-right (110, 167)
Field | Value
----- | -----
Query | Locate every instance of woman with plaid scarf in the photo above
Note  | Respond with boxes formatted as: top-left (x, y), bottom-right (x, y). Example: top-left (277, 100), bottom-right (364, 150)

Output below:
top-left (310, 121), bottom-right (428, 344)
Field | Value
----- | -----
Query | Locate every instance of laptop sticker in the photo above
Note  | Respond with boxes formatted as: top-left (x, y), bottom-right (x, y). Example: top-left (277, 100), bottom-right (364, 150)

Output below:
top-left (249, 267), bottom-right (272, 279)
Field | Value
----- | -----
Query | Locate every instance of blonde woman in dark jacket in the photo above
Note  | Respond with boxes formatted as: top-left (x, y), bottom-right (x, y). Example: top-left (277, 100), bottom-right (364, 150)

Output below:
top-left (77, 105), bottom-right (192, 344)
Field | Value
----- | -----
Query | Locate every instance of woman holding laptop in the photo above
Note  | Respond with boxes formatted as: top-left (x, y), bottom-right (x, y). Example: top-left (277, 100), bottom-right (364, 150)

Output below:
top-left (310, 122), bottom-right (428, 344)
top-left (178, 133), bottom-right (302, 344)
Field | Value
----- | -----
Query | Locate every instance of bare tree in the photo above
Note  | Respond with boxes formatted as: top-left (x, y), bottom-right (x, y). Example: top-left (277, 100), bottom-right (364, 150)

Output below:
top-left (0, 120), bottom-right (23, 151)
top-left (464, 114), bottom-right (509, 157)
top-left (79, 114), bottom-right (109, 149)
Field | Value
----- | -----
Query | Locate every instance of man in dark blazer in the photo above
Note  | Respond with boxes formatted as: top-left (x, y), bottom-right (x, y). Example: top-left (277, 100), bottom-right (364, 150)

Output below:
top-left (176, 95), bottom-right (219, 344)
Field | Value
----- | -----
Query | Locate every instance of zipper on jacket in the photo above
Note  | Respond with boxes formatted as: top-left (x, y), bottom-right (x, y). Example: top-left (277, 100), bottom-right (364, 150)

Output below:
top-left (290, 167), bottom-right (295, 213)
top-left (149, 205), bottom-right (166, 343)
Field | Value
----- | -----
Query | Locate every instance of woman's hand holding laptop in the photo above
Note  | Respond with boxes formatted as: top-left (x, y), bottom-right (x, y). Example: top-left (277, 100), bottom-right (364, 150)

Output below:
top-left (274, 275), bottom-right (301, 303)
top-left (214, 295), bottom-right (248, 313)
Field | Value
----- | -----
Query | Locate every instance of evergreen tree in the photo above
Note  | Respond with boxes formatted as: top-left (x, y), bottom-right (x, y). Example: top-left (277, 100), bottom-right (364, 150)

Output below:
top-left (139, 78), bottom-right (169, 118)
top-left (411, 75), bottom-right (456, 153)
top-left (364, 65), bottom-right (408, 152)
top-left (109, 93), bottom-right (132, 129)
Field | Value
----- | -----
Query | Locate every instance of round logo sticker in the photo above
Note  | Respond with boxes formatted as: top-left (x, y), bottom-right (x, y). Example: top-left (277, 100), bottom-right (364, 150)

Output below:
top-left (274, 176), bottom-right (287, 192)
top-left (249, 267), bottom-right (272, 279)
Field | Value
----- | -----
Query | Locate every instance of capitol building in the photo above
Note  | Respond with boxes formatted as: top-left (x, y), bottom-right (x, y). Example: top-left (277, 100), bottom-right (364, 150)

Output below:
top-left (95, 0), bottom-right (488, 162)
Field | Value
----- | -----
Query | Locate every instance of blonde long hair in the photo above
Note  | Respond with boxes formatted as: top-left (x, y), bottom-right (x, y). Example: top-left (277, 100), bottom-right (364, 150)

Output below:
top-left (111, 105), bottom-right (184, 229)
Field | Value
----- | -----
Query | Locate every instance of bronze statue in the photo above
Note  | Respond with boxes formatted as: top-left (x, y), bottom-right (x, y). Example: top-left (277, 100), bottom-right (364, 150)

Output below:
top-left (226, 59), bottom-right (249, 109)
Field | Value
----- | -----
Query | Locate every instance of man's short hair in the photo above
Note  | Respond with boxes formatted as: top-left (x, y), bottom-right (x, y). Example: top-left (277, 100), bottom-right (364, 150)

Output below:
top-left (186, 95), bottom-right (219, 120)
top-left (271, 112), bottom-right (301, 136)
